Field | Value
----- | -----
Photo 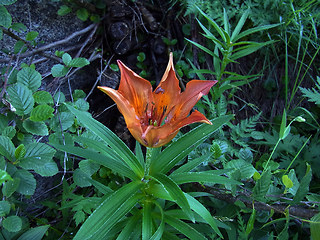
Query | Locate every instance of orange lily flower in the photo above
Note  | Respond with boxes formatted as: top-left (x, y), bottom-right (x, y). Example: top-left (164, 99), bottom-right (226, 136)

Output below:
top-left (98, 53), bottom-right (217, 148)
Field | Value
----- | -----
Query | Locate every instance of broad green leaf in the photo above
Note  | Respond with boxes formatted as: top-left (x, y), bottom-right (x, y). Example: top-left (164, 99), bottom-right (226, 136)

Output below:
top-left (170, 172), bottom-right (241, 185)
top-left (225, 159), bottom-right (256, 180)
top-left (0, 136), bottom-right (15, 161)
top-left (0, 170), bottom-right (13, 185)
top-left (150, 115), bottom-right (233, 175)
top-left (79, 160), bottom-right (100, 176)
top-left (152, 173), bottom-right (194, 222)
top-left (62, 53), bottom-right (72, 66)
top-left (69, 57), bottom-right (90, 68)
top-left (76, 8), bottom-right (89, 21)
top-left (51, 64), bottom-right (69, 77)
top-left (185, 193), bottom-right (223, 238)
top-left (52, 143), bottom-right (135, 179)
top-left (239, 148), bottom-right (253, 163)
top-left (29, 104), bottom-right (54, 121)
top-left (23, 119), bottom-right (48, 136)
top-left (310, 213), bottom-right (320, 240)
top-left (14, 169), bottom-right (36, 195)
top-left (74, 181), bottom-right (143, 240)
top-left (18, 143), bottom-right (57, 177)
top-left (293, 164), bottom-right (312, 203)
top-left (252, 168), bottom-right (271, 202)
top-left (73, 169), bottom-right (92, 187)
top-left (66, 104), bottom-right (144, 178)
top-left (49, 112), bottom-right (74, 131)
top-left (10, 22), bottom-right (26, 32)
top-left (2, 126), bottom-right (15, 139)
top-left (0, 0), bottom-right (17, 5)
top-left (57, 5), bottom-right (71, 16)
top-left (7, 83), bottom-right (34, 116)
top-left (2, 178), bottom-right (19, 197)
top-left (17, 225), bottom-right (49, 240)
top-left (165, 214), bottom-right (206, 240)
top-left (17, 67), bottom-right (41, 92)
top-left (282, 175), bottom-right (293, 189)
top-left (33, 91), bottom-right (53, 104)
top-left (0, 200), bottom-right (10, 217)
top-left (0, 6), bottom-right (11, 28)
top-left (25, 31), bottom-right (39, 41)
top-left (2, 215), bottom-right (22, 232)
top-left (75, 98), bottom-right (89, 111)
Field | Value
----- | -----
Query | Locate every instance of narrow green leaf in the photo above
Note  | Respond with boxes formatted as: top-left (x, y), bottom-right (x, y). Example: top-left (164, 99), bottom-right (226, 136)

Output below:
top-left (150, 115), bottom-right (233, 175)
top-left (7, 83), bottom-right (34, 116)
top-left (74, 181), bottom-right (143, 240)
top-left (51, 143), bottom-right (135, 179)
top-left (165, 214), bottom-right (206, 240)
top-left (17, 67), bottom-right (41, 92)
top-left (66, 104), bottom-right (144, 178)
top-left (230, 9), bottom-right (249, 42)
top-left (185, 193), bottom-right (223, 238)
top-left (172, 153), bottom-right (212, 174)
top-left (170, 172), bottom-right (241, 185)
top-left (142, 201), bottom-right (153, 240)
top-left (17, 225), bottom-right (50, 240)
top-left (150, 201), bottom-right (165, 240)
top-left (117, 212), bottom-right (141, 240)
top-left (152, 173), bottom-right (194, 222)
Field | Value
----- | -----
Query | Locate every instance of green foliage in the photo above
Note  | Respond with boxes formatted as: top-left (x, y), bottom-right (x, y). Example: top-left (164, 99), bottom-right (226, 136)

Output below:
top-left (299, 76), bottom-right (320, 105)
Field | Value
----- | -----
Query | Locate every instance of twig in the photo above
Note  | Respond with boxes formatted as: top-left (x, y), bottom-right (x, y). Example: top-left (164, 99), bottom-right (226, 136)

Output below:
top-left (0, 23), bottom-right (98, 63)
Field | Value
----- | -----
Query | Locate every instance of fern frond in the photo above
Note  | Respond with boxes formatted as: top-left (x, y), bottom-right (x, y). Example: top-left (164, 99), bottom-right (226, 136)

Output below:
top-left (299, 77), bottom-right (320, 105)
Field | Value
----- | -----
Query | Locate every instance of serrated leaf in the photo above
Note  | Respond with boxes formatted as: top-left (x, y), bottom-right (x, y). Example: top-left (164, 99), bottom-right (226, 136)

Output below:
top-left (0, 136), bottom-right (15, 161)
top-left (62, 53), bottom-right (72, 66)
top-left (15, 144), bottom-right (26, 160)
top-left (23, 119), bottom-right (48, 136)
top-left (239, 148), bottom-right (253, 163)
top-left (75, 98), bottom-right (89, 111)
top-left (18, 143), bottom-right (57, 177)
top-left (51, 64), bottom-right (69, 77)
top-left (17, 225), bottom-right (50, 240)
top-left (252, 168), bottom-right (271, 202)
top-left (310, 213), bottom-right (320, 240)
top-left (49, 112), bottom-right (74, 131)
top-left (10, 22), bottom-right (27, 32)
top-left (76, 8), bottom-right (89, 21)
top-left (2, 177), bottom-right (19, 197)
top-left (30, 104), bottom-right (54, 121)
top-left (0, 6), bottom-right (11, 28)
top-left (69, 57), bottom-right (90, 68)
top-left (33, 91), bottom-right (54, 104)
top-left (25, 31), bottom-right (39, 41)
top-left (225, 159), bottom-right (256, 180)
top-left (14, 169), bottom-right (36, 195)
top-left (3, 215), bottom-right (22, 232)
top-left (3, 126), bottom-right (16, 139)
top-left (293, 164), bottom-right (312, 203)
top-left (17, 67), bottom-right (41, 92)
top-left (0, 200), bottom-right (10, 217)
top-left (74, 211), bottom-right (86, 226)
top-left (7, 83), bottom-right (34, 116)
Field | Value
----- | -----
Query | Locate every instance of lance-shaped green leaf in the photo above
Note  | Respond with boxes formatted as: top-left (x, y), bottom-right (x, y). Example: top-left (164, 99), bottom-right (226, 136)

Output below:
top-left (152, 173), bottom-right (194, 222)
top-left (164, 214), bottom-right (206, 240)
top-left (252, 168), bottom-right (271, 202)
top-left (142, 201), bottom-right (153, 240)
top-left (150, 115), bottom-right (233, 175)
top-left (74, 181), bottom-right (143, 240)
top-left (116, 211), bottom-right (141, 240)
top-left (65, 104), bottom-right (144, 178)
top-left (17, 225), bottom-right (49, 240)
top-left (170, 172), bottom-right (241, 186)
top-left (293, 164), bottom-right (312, 204)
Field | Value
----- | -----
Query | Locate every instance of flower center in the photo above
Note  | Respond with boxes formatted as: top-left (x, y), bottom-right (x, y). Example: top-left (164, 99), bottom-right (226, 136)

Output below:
top-left (143, 102), bottom-right (168, 127)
